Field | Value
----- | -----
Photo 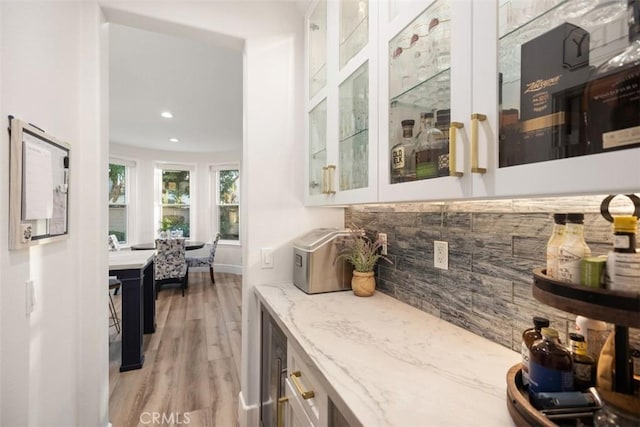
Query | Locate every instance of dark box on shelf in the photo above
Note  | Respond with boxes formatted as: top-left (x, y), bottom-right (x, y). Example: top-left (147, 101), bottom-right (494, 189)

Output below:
top-left (519, 23), bottom-right (591, 164)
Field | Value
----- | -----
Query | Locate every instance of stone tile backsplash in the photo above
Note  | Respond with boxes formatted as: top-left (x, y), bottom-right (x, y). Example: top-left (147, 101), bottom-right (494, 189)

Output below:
top-left (345, 195), bottom-right (639, 352)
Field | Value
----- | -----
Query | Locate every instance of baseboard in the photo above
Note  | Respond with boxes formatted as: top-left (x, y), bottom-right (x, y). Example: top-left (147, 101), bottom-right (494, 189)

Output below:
top-left (189, 264), bottom-right (242, 275)
top-left (238, 391), bottom-right (259, 427)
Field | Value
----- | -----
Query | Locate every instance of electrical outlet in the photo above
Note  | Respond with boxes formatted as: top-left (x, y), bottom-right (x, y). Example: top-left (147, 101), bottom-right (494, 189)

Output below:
top-left (378, 232), bottom-right (388, 255)
top-left (434, 240), bottom-right (448, 270)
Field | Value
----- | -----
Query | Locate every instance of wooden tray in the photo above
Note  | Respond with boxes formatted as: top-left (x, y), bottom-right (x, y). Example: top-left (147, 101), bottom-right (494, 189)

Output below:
top-left (532, 268), bottom-right (640, 328)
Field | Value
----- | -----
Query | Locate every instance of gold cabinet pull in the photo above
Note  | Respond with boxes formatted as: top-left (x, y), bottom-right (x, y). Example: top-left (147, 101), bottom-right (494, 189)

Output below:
top-left (326, 165), bottom-right (336, 194)
top-left (290, 371), bottom-right (315, 399)
top-left (471, 113), bottom-right (487, 174)
top-left (449, 122), bottom-right (464, 177)
top-left (321, 166), bottom-right (329, 194)
top-left (277, 396), bottom-right (288, 427)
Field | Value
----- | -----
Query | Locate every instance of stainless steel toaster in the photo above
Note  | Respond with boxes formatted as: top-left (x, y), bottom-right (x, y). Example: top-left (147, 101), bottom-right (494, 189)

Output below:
top-left (292, 228), bottom-right (353, 294)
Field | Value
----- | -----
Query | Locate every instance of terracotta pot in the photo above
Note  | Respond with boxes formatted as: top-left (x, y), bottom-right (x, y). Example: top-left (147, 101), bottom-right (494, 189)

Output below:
top-left (351, 271), bottom-right (375, 297)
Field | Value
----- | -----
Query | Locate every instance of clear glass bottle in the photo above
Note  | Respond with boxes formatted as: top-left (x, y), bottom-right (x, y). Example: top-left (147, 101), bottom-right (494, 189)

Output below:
top-left (583, 0), bottom-right (640, 154)
top-left (521, 316), bottom-right (550, 387)
top-left (607, 215), bottom-right (640, 293)
top-left (391, 119), bottom-right (416, 183)
top-left (415, 112), bottom-right (444, 180)
top-left (546, 213), bottom-right (567, 279)
top-left (529, 327), bottom-right (574, 394)
top-left (569, 332), bottom-right (596, 392)
top-left (558, 213), bottom-right (591, 284)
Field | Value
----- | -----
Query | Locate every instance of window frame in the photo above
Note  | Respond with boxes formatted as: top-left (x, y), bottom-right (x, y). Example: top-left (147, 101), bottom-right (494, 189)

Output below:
top-left (212, 163), bottom-right (240, 244)
top-left (155, 163), bottom-right (195, 239)
top-left (108, 158), bottom-right (136, 246)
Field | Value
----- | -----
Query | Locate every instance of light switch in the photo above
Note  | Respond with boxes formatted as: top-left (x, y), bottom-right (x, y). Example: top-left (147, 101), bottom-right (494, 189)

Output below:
top-left (25, 280), bottom-right (35, 316)
top-left (261, 248), bottom-right (274, 269)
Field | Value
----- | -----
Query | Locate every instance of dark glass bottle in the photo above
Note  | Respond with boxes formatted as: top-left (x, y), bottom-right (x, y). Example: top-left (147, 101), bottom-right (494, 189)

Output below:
top-left (521, 316), bottom-right (550, 386)
top-left (583, 0), bottom-right (640, 154)
top-left (569, 332), bottom-right (597, 391)
top-left (529, 327), bottom-right (574, 394)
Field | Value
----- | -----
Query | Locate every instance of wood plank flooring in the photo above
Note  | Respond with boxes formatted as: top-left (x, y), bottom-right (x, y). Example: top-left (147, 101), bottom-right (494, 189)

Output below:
top-left (109, 271), bottom-right (242, 427)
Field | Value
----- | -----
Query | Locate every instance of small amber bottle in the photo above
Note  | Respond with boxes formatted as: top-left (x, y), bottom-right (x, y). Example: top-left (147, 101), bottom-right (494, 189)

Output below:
top-left (521, 316), bottom-right (550, 386)
top-left (569, 333), bottom-right (596, 391)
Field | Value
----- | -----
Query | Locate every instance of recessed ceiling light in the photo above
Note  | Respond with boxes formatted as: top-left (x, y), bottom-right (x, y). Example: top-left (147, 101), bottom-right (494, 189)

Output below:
top-left (161, 111), bottom-right (173, 119)
top-left (169, 138), bottom-right (180, 143)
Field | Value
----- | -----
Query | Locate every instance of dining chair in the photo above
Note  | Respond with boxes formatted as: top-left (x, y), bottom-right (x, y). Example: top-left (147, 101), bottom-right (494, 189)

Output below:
top-left (186, 233), bottom-right (220, 285)
top-left (108, 277), bottom-right (121, 334)
top-left (155, 237), bottom-right (189, 296)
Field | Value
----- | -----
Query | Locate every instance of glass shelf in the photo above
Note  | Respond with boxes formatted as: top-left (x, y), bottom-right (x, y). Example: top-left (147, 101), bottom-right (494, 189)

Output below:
top-left (339, 61), bottom-right (368, 191)
top-left (340, 0), bottom-right (369, 68)
top-left (339, 128), bottom-right (368, 144)
top-left (390, 67), bottom-right (450, 106)
top-left (339, 130), bottom-right (368, 191)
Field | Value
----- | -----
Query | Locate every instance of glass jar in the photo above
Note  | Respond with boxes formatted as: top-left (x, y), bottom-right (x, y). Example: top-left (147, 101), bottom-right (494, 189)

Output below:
top-left (595, 401), bottom-right (640, 427)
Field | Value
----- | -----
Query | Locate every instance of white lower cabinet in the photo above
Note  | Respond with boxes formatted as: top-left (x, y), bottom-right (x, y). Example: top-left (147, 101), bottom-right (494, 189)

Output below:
top-left (283, 342), bottom-right (328, 427)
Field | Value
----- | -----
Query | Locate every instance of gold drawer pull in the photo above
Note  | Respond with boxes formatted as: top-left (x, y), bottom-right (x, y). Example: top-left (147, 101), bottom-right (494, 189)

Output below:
top-left (449, 122), bottom-right (464, 177)
top-left (326, 165), bottom-right (336, 194)
top-left (290, 371), bottom-right (315, 399)
top-left (277, 396), bottom-right (288, 427)
top-left (471, 113), bottom-right (487, 174)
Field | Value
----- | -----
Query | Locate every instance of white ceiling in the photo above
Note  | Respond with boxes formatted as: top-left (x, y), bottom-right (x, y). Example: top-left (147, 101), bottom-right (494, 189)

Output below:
top-left (109, 23), bottom-right (243, 153)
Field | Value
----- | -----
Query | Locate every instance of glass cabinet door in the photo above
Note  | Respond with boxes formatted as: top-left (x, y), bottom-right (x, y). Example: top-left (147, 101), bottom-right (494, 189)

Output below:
top-left (388, 0), bottom-right (451, 184)
top-left (309, 0), bottom-right (327, 99)
top-left (309, 99), bottom-right (327, 196)
top-left (498, 0), bottom-right (639, 168)
top-left (339, 62), bottom-right (368, 191)
top-left (340, 0), bottom-right (369, 68)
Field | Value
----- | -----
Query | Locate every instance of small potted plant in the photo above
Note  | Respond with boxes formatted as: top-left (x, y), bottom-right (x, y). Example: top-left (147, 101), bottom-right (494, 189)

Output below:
top-left (335, 226), bottom-right (392, 297)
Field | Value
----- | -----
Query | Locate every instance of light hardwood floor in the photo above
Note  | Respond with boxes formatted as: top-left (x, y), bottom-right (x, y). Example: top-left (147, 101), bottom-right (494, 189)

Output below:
top-left (109, 271), bottom-right (242, 427)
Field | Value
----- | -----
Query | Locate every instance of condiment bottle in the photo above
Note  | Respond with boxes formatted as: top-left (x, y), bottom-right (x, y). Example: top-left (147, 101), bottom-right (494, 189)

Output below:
top-left (607, 215), bottom-right (639, 293)
top-left (575, 315), bottom-right (609, 362)
top-left (546, 213), bottom-right (567, 279)
top-left (558, 213), bottom-right (591, 284)
top-left (521, 316), bottom-right (550, 386)
top-left (391, 120), bottom-right (416, 183)
top-left (529, 327), bottom-right (574, 394)
top-left (569, 333), bottom-right (596, 391)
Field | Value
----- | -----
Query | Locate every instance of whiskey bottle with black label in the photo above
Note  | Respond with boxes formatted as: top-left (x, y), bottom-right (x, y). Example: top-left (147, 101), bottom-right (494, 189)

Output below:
top-left (583, 0), bottom-right (640, 154)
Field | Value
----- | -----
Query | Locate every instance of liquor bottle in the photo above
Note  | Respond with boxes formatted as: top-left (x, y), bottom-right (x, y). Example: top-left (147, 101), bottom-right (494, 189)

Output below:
top-left (569, 333), bottom-right (596, 392)
top-left (521, 316), bottom-right (550, 386)
top-left (529, 327), bottom-right (574, 394)
top-left (415, 113), bottom-right (444, 180)
top-left (546, 213), bottom-right (567, 279)
top-left (390, 120), bottom-right (416, 183)
top-left (583, 0), bottom-right (640, 154)
top-left (558, 213), bottom-right (591, 284)
top-left (435, 109), bottom-right (451, 176)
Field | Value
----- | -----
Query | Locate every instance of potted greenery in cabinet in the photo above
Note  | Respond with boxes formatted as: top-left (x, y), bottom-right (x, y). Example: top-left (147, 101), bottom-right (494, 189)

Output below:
top-left (335, 226), bottom-right (392, 297)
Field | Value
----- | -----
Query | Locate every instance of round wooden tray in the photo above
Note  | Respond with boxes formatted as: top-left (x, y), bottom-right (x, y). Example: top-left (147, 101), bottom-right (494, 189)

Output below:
top-left (506, 364), bottom-right (555, 427)
top-left (532, 268), bottom-right (640, 328)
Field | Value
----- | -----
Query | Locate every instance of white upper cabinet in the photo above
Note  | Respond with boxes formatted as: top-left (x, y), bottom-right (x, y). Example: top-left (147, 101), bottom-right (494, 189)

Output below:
top-left (305, 0), bottom-right (378, 206)
top-left (304, 0), bottom-right (640, 206)
top-left (471, 0), bottom-right (640, 198)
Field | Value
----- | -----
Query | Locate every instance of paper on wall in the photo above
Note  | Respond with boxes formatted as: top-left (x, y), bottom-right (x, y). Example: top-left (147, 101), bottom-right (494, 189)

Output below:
top-left (23, 139), bottom-right (53, 220)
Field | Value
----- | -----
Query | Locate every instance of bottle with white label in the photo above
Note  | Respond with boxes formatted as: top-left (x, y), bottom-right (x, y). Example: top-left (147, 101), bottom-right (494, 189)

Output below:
top-left (546, 213), bottom-right (567, 279)
top-left (390, 120), bottom-right (416, 183)
top-left (575, 315), bottom-right (609, 362)
top-left (558, 213), bottom-right (591, 284)
top-left (607, 215), bottom-right (640, 293)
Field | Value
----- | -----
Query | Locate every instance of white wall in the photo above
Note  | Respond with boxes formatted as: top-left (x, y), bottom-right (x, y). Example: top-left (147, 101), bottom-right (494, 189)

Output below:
top-left (0, 2), bottom-right (107, 426)
top-left (100, 2), bottom-right (343, 425)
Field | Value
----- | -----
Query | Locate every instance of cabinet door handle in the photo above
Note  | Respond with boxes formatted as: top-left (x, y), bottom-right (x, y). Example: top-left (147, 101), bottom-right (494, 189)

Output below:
top-left (471, 113), bottom-right (487, 174)
top-left (277, 396), bottom-right (288, 427)
top-left (449, 122), bottom-right (464, 177)
top-left (290, 371), bottom-right (315, 399)
top-left (321, 166), bottom-right (329, 194)
top-left (326, 165), bottom-right (336, 194)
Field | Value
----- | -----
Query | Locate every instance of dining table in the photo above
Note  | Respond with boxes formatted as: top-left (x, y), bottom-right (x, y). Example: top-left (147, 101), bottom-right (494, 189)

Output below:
top-left (130, 240), bottom-right (205, 251)
top-left (108, 250), bottom-right (156, 372)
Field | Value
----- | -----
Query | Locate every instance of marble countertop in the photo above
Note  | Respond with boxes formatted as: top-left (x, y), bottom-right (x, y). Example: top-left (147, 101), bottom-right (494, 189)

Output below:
top-left (255, 283), bottom-right (520, 427)
top-left (108, 250), bottom-right (154, 270)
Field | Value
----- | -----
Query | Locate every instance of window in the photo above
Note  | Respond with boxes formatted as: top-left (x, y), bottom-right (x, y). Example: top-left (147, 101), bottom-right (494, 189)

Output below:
top-left (160, 169), bottom-right (191, 237)
top-left (108, 162), bottom-right (128, 243)
top-left (218, 168), bottom-right (239, 241)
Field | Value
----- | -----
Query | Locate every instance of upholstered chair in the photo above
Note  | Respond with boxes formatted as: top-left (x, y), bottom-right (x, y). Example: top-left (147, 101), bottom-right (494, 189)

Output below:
top-left (186, 234), bottom-right (220, 284)
top-left (155, 237), bottom-right (189, 296)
